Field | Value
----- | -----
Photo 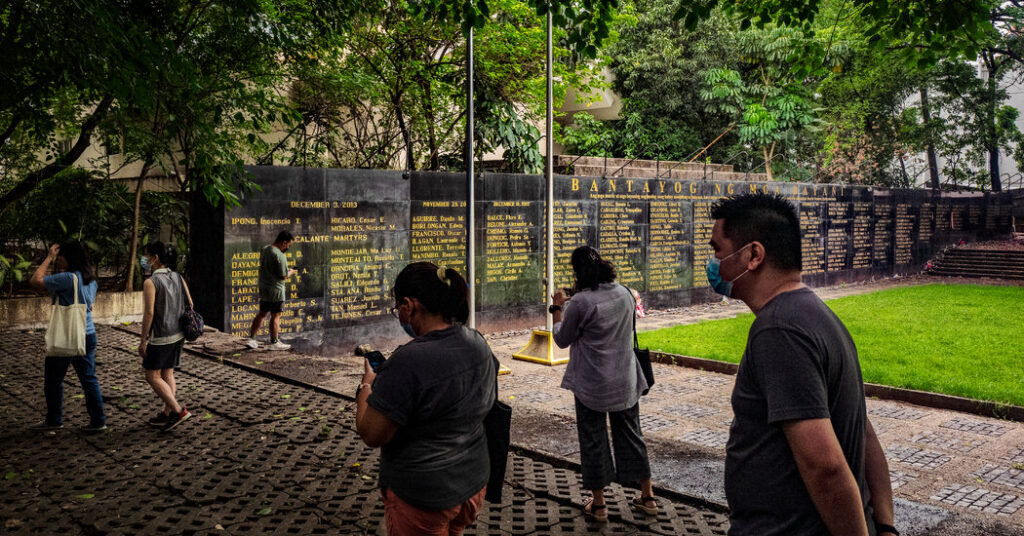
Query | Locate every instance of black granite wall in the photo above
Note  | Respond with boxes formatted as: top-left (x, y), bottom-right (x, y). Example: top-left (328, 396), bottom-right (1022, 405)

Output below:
top-left (197, 166), bottom-right (1016, 352)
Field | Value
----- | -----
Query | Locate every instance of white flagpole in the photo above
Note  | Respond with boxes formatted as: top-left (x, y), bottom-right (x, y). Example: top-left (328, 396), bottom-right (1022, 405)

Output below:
top-left (467, 27), bottom-right (476, 329)
top-left (545, 9), bottom-right (554, 332)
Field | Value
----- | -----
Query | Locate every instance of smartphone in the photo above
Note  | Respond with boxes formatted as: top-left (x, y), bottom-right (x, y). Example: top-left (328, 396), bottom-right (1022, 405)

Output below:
top-left (365, 350), bottom-right (387, 372)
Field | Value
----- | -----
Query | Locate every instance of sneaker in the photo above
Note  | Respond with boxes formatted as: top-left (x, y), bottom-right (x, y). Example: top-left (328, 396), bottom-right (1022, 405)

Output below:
top-left (161, 407), bottom-right (191, 432)
top-left (267, 340), bottom-right (291, 351)
top-left (28, 422), bottom-right (63, 431)
top-left (81, 423), bottom-right (107, 433)
top-left (244, 338), bottom-right (260, 349)
top-left (147, 412), bottom-right (170, 427)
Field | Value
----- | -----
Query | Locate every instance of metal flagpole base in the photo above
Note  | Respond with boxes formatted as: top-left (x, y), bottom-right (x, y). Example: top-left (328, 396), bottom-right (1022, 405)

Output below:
top-left (512, 330), bottom-right (569, 366)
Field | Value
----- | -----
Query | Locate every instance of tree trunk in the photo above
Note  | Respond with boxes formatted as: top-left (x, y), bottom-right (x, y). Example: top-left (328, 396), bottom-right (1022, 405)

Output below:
top-left (919, 87), bottom-right (941, 189)
top-left (0, 96), bottom-right (114, 216)
top-left (394, 95), bottom-right (414, 171)
top-left (124, 162), bottom-right (152, 292)
top-left (983, 72), bottom-right (999, 191)
top-left (763, 146), bottom-right (774, 181)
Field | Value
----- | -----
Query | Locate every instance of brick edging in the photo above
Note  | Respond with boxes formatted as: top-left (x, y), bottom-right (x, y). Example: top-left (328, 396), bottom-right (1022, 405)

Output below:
top-left (651, 351), bottom-right (1024, 422)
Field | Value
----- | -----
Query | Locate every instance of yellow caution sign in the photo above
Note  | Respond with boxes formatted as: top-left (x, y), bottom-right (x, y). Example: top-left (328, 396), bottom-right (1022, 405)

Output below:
top-left (512, 330), bottom-right (569, 366)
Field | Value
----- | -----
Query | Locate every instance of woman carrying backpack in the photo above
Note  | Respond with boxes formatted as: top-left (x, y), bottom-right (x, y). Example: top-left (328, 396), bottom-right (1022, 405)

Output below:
top-left (28, 241), bottom-right (107, 432)
top-left (138, 241), bottom-right (193, 431)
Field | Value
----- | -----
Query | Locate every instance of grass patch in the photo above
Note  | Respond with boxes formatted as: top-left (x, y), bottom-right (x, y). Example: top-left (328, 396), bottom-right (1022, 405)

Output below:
top-left (638, 284), bottom-right (1024, 406)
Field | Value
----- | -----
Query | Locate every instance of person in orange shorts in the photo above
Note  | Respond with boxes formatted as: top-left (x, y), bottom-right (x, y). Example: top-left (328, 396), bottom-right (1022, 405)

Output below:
top-left (355, 262), bottom-right (497, 535)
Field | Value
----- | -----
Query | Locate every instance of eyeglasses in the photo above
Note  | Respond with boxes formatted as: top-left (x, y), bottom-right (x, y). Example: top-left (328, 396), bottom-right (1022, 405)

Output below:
top-left (389, 307), bottom-right (399, 318)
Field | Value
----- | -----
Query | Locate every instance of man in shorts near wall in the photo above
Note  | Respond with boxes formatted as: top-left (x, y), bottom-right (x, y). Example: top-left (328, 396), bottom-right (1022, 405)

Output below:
top-left (245, 230), bottom-right (297, 350)
top-left (707, 193), bottom-right (897, 536)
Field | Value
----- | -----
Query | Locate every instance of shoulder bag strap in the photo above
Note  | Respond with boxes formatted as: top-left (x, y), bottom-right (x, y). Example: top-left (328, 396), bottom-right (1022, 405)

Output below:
top-left (71, 272), bottom-right (80, 305)
top-left (175, 272), bottom-right (191, 312)
top-left (627, 287), bottom-right (639, 349)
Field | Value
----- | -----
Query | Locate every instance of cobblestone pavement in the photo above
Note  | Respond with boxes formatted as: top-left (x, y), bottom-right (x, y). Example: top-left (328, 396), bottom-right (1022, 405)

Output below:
top-left (0, 326), bottom-right (729, 535)
top-left (284, 276), bottom-right (1022, 536)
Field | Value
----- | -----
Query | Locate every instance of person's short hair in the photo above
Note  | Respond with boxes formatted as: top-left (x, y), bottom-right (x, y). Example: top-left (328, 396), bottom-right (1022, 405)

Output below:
top-left (710, 193), bottom-right (802, 271)
top-left (275, 230), bottom-right (294, 244)
top-left (570, 245), bottom-right (616, 291)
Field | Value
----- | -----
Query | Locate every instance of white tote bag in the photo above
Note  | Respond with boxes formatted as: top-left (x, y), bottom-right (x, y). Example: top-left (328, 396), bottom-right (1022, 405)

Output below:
top-left (45, 273), bottom-right (87, 357)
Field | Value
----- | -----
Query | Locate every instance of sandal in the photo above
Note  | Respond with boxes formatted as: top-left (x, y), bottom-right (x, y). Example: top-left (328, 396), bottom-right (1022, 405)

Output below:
top-left (582, 497), bottom-right (608, 522)
top-left (630, 496), bottom-right (658, 516)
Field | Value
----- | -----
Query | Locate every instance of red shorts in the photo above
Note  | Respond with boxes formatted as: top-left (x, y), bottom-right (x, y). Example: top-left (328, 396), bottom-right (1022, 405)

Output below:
top-left (382, 486), bottom-right (486, 536)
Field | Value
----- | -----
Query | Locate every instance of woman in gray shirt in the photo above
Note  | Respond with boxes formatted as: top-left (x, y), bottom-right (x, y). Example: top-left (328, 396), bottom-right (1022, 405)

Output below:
top-left (551, 246), bottom-right (656, 522)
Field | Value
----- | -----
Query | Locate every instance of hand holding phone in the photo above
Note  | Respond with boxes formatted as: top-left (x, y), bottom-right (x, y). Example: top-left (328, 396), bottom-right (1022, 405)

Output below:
top-left (364, 350), bottom-right (387, 372)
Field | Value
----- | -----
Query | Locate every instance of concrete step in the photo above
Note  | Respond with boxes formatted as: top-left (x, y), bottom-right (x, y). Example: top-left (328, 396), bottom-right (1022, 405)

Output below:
top-left (569, 164), bottom-right (769, 182)
top-left (558, 155), bottom-right (734, 173)
top-left (928, 270), bottom-right (1024, 280)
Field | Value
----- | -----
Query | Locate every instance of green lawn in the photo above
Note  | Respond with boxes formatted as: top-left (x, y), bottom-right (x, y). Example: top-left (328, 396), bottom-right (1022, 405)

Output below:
top-left (638, 284), bottom-right (1024, 406)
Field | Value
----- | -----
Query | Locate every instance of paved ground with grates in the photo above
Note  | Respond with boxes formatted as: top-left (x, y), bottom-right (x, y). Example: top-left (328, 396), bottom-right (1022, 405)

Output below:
top-left (0, 326), bottom-right (729, 535)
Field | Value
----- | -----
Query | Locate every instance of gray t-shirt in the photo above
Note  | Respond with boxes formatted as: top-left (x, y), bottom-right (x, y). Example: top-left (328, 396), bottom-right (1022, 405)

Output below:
top-left (725, 287), bottom-right (874, 536)
top-left (257, 245), bottom-right (288, 302)
top-left (367, 325), bottom-right (497, 511)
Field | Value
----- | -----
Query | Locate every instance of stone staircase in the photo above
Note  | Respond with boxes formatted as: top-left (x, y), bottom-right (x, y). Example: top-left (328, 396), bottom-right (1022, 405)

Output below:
top-left (556, 155), bottom-right (770, 181)
top-left (927, 248), bottom-right (1024, 280)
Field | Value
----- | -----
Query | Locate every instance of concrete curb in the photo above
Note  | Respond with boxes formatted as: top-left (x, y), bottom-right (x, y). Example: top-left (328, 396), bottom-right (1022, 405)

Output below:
top-left (652, 351), bottom-right (1024, 423)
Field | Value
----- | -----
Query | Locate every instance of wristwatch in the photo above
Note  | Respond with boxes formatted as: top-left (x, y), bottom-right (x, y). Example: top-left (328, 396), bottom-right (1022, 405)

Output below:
top-left (875, 522), bottom-right (899, 536)
top-left (548, 304), bottom-right (562, 314)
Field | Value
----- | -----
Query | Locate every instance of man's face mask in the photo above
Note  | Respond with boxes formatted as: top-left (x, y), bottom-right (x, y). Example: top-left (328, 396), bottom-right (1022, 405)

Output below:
top-left (706, 243), bottom-right (752, 297)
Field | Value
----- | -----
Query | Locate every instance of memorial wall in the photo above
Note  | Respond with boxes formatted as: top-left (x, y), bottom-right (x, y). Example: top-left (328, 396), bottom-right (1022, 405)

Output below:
top-left (200, 166), bottom-right (1016, 351)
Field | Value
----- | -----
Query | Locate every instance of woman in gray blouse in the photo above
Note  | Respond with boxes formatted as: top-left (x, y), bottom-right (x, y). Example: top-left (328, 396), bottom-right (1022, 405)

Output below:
top-left (138, 242), bottom-right (193, 432)
top-left (551, 246), bottom-right (656, 522)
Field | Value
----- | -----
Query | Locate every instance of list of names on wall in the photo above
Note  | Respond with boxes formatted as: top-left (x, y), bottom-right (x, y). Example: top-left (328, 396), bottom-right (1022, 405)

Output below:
top-left (221, 168), bottom-right (1009, 342)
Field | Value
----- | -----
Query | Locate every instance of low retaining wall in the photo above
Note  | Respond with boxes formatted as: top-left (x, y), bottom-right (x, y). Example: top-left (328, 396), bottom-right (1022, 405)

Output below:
top-left (0, 291), bottom-right (144, 329)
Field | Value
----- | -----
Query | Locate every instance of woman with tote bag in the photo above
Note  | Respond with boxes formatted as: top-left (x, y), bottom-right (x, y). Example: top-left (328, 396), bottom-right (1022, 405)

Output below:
top-left (28, 241), bottom-right (107, 432)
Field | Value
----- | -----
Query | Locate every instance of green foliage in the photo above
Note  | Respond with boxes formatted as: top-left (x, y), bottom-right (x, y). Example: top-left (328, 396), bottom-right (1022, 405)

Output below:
top-left (638, 284), bottom-right (1024, 406)
top-left (605, 3), bottom-right (741, 162)
top-left (558, 112), bottom-right (615, 157)
top-left (0, 253), bottom-right (32, 296)
top-left (698, 25), bottom-right (823, 178)
top-left (0, 168), bottom-right (185, 289)
top-left (286, 0), bottom-right (606, 172)
top-left (674, 0), bottom-right (994, 68)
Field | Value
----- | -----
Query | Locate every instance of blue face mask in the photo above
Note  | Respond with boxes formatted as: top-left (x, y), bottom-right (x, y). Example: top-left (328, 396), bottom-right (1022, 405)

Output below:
top-left (400, 322), bottom-right (417, 338)
top-left (139, 255), bottom-right (151, 272)
top-left (706, 244), bottom-right (751, 297)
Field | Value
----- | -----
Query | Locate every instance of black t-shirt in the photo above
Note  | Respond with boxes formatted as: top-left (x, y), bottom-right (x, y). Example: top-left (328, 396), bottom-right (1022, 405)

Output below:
top-left (367, 325), bottom-right (497, 511)
top-left (724, 288), bottom-right (874, 535)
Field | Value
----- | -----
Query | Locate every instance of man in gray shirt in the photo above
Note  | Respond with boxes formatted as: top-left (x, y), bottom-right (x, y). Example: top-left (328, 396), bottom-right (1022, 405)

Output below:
top-left (707, 193), bottom-right (896, 536)
top-left (245, 230), bottom-right (296, 350)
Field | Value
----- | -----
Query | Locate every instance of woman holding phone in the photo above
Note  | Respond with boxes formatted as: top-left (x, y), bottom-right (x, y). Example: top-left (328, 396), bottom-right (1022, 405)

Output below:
top-left (550, 245), bottom-right (655, 521)
top-left (355, 262), bottom-right (496, 535)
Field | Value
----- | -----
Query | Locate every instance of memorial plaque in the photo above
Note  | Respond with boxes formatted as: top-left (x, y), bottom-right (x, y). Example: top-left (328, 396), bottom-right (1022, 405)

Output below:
top-left (206, 165), bottom-right (1007, 350)
top-left (872, 198), bottom-right (894, 269)
top-left (850, 190), bottom-right (874, 270)
top-left (597, 199), bottom-right (646, 291)
top-left (646, 199), bottom-right (692, 293)
top-left (826, 199), bottom-right (853, 272)
top-left (551, 198), bottom-right (598, 290)
top-left (893, 194), bottom-right (916, 266)
top-left (799, 201), bottom-right (827, 275)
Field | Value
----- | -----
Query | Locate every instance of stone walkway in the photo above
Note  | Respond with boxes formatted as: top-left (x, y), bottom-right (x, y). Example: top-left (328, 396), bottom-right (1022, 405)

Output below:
top-left (0, 326), bottom-right (728, 535)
